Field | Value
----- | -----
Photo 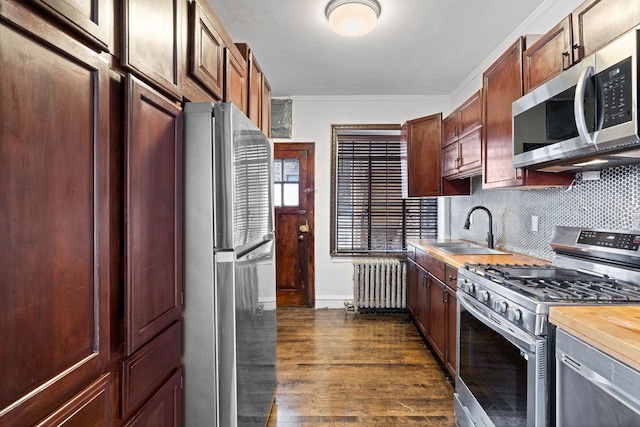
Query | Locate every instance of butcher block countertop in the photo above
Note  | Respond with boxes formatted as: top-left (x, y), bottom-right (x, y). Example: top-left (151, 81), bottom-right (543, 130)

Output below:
top-left (550, 305), bottom-right (640, 372)
top-left (406, 238), bottom-right (547, 269)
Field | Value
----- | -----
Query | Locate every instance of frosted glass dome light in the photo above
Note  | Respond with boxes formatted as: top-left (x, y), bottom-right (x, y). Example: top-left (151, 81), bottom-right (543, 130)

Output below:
top-left (325, 0), bottom-right (381, 37)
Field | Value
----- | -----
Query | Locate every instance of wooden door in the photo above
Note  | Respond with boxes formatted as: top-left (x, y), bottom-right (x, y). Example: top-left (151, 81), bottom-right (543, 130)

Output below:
top-left (0, 5), bottom-right (110, 424)
top-left (274, 143), bottom-right (315, 307)
top-left (125, 75), bottom-right (182, 355)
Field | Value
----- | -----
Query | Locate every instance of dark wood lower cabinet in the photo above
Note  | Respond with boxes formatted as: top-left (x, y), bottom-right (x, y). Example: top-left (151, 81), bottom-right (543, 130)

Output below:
top-left (35, 374), bottom-right (111, 427)
top-left (427, 276), bottom-right (447, 362)
top-left (124, 369), bottom-right (183, 427)
top-left (406, 247), bottom-right (458, 381)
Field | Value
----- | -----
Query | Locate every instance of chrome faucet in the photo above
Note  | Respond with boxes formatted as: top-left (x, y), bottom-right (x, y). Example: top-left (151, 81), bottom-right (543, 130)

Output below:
top-left (463, 206), bottom-right (495, 249)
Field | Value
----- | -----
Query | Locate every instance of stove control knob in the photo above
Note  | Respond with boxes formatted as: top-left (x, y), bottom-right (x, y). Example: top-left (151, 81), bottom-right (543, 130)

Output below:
top-left (478, 290), bottom-right (490, 304)
top-left (495, 300), bottom-right (508, 314)
top-left (512, 308), bottom-right (523, 323)
top-left (462, 280), bottom-right (475, 294)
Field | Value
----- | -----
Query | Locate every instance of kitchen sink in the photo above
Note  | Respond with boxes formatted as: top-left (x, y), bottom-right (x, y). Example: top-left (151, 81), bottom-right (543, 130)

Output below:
top-left (439, 246), bottom-right (506, 255)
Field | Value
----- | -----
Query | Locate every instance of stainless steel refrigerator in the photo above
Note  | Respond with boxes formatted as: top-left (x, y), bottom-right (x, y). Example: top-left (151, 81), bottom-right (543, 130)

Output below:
top-left (183, 102), bottom-right (276, 426)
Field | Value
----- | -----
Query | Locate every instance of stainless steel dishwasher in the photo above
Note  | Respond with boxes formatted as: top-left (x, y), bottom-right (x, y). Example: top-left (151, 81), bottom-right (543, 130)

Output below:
top-left (555, 328), bottom-right (640, 426)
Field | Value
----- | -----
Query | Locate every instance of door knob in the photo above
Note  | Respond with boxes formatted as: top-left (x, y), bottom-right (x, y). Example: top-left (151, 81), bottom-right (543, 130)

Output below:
top-left (299, 235), bottom-right (304, 240)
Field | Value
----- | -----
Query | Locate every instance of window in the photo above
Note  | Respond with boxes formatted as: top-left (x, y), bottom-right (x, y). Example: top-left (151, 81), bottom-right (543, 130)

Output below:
top-left (273, 159), bottom-right (300, 207)
top-left (330, 124), bottom-right (438, 256)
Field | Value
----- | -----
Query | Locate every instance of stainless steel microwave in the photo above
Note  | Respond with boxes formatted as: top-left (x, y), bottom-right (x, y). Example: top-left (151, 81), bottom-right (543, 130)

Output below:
top-left (512, 26), bottom-right (640, 172)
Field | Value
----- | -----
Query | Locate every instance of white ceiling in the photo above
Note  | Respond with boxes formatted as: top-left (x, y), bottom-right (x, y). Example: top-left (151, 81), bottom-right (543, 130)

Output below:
top-left (206, 0), bottom-right (544, 97)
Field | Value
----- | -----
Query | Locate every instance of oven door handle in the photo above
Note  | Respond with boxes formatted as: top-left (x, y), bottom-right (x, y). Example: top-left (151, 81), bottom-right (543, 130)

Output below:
top-left (458, 295), bottom-right (537, 353)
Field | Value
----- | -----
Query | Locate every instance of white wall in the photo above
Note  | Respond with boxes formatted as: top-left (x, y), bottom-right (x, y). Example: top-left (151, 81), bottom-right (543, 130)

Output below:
top-left (273, 95), bottom-right (449, 307)
top-left (273, 0), bottom-right (586, 308)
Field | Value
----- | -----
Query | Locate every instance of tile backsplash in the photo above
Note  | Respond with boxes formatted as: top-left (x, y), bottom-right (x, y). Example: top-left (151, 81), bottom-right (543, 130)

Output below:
top-left (448, 165), bottom-right (640, 261)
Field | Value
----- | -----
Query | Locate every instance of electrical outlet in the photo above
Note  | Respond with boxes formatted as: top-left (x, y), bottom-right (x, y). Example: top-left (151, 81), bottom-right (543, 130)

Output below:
top-left (633, 214), bottom-right (640, 229)
top-left (531, 215), bottom-right (539, 232)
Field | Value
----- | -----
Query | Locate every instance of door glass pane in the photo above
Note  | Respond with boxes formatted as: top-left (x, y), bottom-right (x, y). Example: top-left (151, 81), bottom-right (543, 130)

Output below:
top-left (283, 183), bottom-right (299, 206)
top-left (274, 183), bottom-right (282, 207)
top-left (284, 160), bottom-right (299, 182)
top-left (273, 160), bottom-right (282, 183)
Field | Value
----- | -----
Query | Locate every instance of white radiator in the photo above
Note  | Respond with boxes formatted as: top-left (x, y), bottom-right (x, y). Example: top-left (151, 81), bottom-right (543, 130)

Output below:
top-left (352, 258), bottom-right (407, 312)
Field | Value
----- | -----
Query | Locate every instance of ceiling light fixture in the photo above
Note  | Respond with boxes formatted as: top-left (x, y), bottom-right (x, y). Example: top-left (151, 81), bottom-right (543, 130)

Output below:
top-left (325, 0), bottom-right (381, 37)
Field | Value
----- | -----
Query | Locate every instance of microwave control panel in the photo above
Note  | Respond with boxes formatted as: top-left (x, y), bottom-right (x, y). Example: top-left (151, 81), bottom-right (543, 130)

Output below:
top-left (599, 57), bottom-right (632, 129)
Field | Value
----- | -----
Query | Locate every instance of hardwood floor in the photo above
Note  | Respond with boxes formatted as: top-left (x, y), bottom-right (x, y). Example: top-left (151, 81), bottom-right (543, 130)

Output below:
top-left (267, 308), bottom-right (456, 426)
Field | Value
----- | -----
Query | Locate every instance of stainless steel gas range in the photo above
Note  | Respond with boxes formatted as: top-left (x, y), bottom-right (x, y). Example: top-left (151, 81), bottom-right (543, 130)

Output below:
top-left (454, 226), bottom-right (640, 427)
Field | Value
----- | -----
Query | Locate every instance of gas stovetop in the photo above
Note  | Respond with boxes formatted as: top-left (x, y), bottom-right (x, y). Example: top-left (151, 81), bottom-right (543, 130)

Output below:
top-left (457, 226), bottom-right (640, 336)
top-left (464, 263), bottom-right (640, 303)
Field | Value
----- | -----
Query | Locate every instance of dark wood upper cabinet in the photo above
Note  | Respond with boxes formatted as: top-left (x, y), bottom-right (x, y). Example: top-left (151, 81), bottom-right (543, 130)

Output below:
top-left (401, 113), bottom-right (443, 197)
top-left (187, 0), bottom-right (224, 100)
top-left (441, 90), bottom-right (482, 178)
top-left (225, 46), bottom-right (248, 114)
top-left (236, 42), bottom-right (272, 134)
top-left (572, 0), bottom-right (640, 62)
top-left (0, 2), bottom-right (111, 424)
top-left (482, 38), bottom-right (574, 189)
top-left (262, 76), bottom-right (272, 138)
top-left (122, 0), bottom-right (185, 99)
top-left (30, 0), bottom-right (111, 50)
top-left (523, 17), bottom-right (572, 93)
top-left (125, 75), bottom-right (183, 355)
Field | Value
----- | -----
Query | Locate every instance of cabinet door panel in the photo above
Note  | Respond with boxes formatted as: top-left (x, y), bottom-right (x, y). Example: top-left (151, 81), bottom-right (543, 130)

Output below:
top-left (124, 369), bottom-right (183, 427)
top-left (441, 143), bottom-right (459, 177)
top-left (32, 0), bottom-right (111, 49)
top-left (0, 3), bottom-right (110, 423)
top-left (427, 278), bottom-right (446, 362)
top-left (225, 48), bottom-right (247, 113)
top-left (402, 113), bottom-right (442, 197)
top-left (123, 0), bottom-right (184, 99)
top-left (482, 38), bottom-right (523, 188)
top-left (121, 322), bottom-right (181, 418)
top-left (458, 90), bottom-right (482, 137)
top-left (458, 128), bottom-right (482, 174)
top-left (188, 0), bottom-right (224, 99)
top-left (445, 289), bottom-right (457, 378)
top-left (35, 374), bottom-right (110, 427)
top-left (247, 54), bottom-right (263, 127)
top-left (523, 17), bottom-right (572, 93)
top-left (442, 110), bottom-right (458, 147)
top-left (262, 77), bottom-right (271, 137)
top-left (125, 75), bottom-right (182, 355)
top-left (572, 0), bottom-right (640, 61)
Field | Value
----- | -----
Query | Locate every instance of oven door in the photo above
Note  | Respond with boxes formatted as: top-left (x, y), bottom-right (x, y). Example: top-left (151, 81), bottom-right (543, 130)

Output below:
top-left (455, 293), bottom-right (548, 427)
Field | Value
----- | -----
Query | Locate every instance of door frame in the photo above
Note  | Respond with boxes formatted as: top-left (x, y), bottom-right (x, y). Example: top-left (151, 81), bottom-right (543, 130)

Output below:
top-left (274, 142), bottom-right (315, 308)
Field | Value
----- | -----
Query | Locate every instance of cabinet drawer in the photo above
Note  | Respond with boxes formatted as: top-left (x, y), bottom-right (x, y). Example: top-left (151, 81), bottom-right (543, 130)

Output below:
top-left (121, 322), bottom-right (181, 417)
top-left (36, 374), bottom-right (110, 426)
top-left (415, 249), bottom-right (445, 282)
top-left (445, 264), bottom-right (458, 291)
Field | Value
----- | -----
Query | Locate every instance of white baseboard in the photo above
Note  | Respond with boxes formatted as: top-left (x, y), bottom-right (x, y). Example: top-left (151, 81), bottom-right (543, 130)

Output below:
top-left (313, 295), bottom-right (353, 309)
